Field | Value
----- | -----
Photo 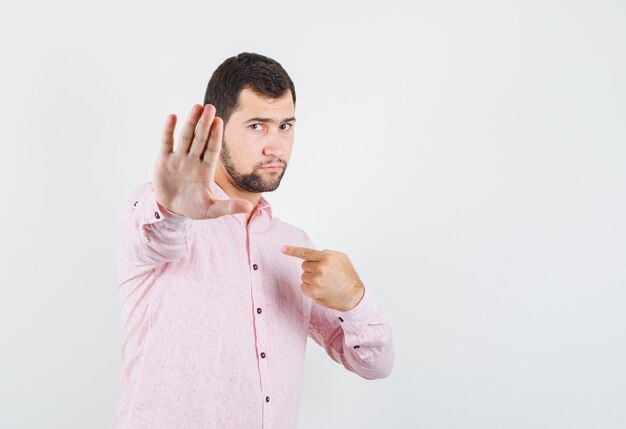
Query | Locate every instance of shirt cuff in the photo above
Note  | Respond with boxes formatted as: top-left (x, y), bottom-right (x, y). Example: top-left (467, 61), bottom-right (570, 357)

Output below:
top-left (144, 193), bottom-right (191, 226)
top-left (333, 286), bottom-right (376, 328)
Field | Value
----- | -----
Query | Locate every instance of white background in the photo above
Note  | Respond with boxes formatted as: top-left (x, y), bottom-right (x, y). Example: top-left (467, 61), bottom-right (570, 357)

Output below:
top-left (1, 1), bottom-right (625, 428)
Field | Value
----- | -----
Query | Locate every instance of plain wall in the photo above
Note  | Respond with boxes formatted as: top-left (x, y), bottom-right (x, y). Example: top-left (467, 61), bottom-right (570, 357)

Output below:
top-left (0, 0), bottom-right (624, 428)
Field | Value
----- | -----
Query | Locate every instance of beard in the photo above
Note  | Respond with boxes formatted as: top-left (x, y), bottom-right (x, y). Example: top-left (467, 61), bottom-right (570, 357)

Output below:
top-left (220, 139), bottom-right (288, 193)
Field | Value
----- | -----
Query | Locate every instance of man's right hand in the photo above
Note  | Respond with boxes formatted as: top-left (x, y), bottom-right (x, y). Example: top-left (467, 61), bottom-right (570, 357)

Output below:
top-left (153, 104), bottom-right (253, 220)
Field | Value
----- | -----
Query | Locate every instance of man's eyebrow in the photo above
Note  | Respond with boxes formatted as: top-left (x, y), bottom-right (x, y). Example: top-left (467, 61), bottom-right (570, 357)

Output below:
top-left (244, 117), bottom-right (296, 124)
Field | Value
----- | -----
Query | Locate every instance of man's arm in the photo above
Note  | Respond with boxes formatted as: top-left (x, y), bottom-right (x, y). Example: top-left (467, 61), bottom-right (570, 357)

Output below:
top-left (118, 103), bottom-right (254, 269)
top-left (117, 182), bottom-right (193, 269)
top-left (281, 233), bottom-right (395, 380)
top-left (308, 285), bottom-right (395, 380)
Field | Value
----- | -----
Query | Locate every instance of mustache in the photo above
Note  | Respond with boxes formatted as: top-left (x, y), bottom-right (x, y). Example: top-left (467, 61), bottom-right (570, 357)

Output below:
top-left (257, 160), bottom-right (287, 168)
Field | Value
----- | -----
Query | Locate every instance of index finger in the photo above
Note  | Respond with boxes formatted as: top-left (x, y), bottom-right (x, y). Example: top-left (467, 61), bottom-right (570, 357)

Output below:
top-left (281, 245), bottom-right (324, 261)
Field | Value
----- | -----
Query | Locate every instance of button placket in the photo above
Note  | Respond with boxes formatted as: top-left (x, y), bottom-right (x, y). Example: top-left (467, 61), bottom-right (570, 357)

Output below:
top-left (252, 269), bottom-right (271, 372)
top-left (247, 234), bottom-right (273, 427)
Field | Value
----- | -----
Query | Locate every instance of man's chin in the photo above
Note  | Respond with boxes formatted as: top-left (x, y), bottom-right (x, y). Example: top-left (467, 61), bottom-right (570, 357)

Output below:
top-left (255, 172), bottom-right (285, 192)
top-left (258, 180), bottom-right (282, 192)
top-left (233, 178), bottom-right (282, 193)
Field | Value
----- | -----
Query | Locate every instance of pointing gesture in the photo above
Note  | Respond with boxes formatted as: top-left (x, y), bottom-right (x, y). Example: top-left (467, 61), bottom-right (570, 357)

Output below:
top-left (153, 104), bottom-right (254, 220)
top-left (281, 245), bottom-right (365, 312)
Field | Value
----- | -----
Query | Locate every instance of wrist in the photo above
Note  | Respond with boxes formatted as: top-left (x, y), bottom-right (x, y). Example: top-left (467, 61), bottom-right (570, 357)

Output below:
top-left (339, 283), bottom-right (365, 312)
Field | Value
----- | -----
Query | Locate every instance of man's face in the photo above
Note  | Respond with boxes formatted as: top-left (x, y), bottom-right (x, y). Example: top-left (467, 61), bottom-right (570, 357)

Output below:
top-left (219, 87), bottom-right (295, 193)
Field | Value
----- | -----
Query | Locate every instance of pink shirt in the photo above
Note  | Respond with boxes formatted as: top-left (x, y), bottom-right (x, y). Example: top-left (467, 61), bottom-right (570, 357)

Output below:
top-left (110, 181), bottom-right (394, 429)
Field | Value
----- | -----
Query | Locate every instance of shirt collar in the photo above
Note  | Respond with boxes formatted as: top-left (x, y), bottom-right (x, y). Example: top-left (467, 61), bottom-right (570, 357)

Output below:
top-left (256, 194), bottom-right (273, 219)
top-left (213, 182), bottom-right (273, 221)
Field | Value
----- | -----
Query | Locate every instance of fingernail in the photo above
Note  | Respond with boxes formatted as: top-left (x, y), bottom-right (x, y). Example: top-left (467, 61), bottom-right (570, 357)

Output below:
top-left (281, 246), bottom-right (287, 253)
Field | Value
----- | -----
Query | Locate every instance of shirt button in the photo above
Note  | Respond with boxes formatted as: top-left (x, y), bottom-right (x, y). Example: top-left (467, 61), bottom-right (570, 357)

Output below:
top-left (353, 345), bottom-right (360, 349)
top-left (265, 396), bottom-right (270, 403)
top-left (260, 352), bottom-right (266, 358)
top-left (154, 211), bottom-right (160, 219)
top-left (338, 317), bottom-right (344, 322)
top-left (257, 308), bottom-right (262, 314)
top-left (253, 264), bottom-right (258, 270)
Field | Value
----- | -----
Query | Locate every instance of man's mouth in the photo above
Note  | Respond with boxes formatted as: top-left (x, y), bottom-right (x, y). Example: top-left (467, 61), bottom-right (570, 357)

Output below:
top-left (260, 165), bottom-right (283, 170)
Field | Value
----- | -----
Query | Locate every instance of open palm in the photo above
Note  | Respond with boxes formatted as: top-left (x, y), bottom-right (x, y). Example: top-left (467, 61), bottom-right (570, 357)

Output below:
top-left (153, 104), bottom-right (253, 220)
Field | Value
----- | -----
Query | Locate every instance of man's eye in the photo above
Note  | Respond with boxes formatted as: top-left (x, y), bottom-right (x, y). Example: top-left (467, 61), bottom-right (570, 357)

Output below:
top-left (281, 123), bottom-right (293, 131)
top-left (250, 123), bottom-right (263, 131)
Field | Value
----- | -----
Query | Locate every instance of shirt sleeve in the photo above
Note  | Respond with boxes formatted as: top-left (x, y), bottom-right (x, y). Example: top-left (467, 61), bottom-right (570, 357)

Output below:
top-left (308, 287), bottom-right (395, 380)
top-left (117, 182), bottom-right (193, 268)
top-left (302, 231), bottom-right (395, 380)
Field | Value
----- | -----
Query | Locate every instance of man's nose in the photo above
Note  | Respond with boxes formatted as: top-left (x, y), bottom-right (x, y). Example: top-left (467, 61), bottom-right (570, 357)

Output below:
top-left (263, 133), bottom-right (284, 157)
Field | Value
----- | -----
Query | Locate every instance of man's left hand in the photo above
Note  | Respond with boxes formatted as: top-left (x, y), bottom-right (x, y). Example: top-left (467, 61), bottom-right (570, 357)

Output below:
top-left (281, 245), bottom-right (365, 312)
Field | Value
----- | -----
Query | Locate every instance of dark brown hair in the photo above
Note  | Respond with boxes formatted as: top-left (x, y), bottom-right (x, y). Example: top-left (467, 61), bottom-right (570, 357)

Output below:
top-left (203, 52), bottom-right (296, 125)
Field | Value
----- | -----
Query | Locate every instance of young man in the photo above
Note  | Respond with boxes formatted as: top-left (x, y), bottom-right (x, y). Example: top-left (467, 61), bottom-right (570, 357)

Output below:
top-left (110, 52), bottom-right (394, 428)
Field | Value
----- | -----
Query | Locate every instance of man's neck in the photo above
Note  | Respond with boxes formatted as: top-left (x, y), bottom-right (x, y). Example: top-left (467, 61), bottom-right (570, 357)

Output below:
top-left (215, 177), bottom-right (261, 224)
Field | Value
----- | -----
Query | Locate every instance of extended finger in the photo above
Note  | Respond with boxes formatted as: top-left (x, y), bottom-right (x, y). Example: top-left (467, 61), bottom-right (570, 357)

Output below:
top-left (202, 116), bottom-right (224, 173)
top-left (281, 245), bottom-right (324, 261)
top-left (160, 114), bottom-right (177, 155)
top-left (175, 104), bottom-right (203, 155)
top-left (189, 105), bottom-right (216, 158)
